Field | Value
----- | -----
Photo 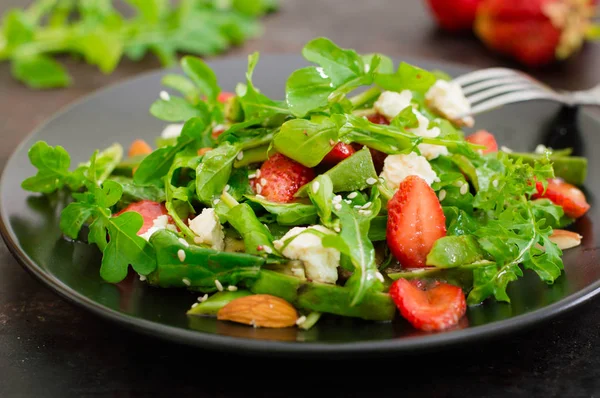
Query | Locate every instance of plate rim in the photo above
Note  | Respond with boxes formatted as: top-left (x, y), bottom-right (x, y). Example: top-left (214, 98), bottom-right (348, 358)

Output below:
top-left (2, 53), bottom-right (600, 356)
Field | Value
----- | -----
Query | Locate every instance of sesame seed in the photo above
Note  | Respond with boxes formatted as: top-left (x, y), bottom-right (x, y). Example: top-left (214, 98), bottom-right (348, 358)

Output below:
top-left (344, 200), bottom-right (352, 204)
top-left (438, 189), bottom-right (446, 202)
top-left (193, 237), bottom-right (204, 245)
top-left (177, 249), bottom-right (186, 262)
top-left (359, 209), bottom-right (372, 216)
top-left (454, 180), bottom-right (464, 187)
top-left (460, 183), bottom-right (469, 195)
top-left (296, 315), bottom-right (307, 325)
top-left (159, 91), bottom-right (170, 101)
top-left (215, 279), bottom-right (224, 291)
top-left (260, 178), bottom-right (267, 186)
top-left (361, 202), bottom-right (372, 209)
top-left (333, 195), bottom-right (343, 203)
top-left (312, 181), bottom-right (320, 193)
top-left (178, 238), bottom-right (190, 248)
top-left (224, 184), bottom-right (230, 192)
top-left (500, 146), bottom-right (513, 153)
top-left (248, 173), bottom-right (257, 179)
top-left (182, 278), bottom-right (191, 286)
top-left (213, 198), bottom-right (220, 205)
top-left (334, 225), bottom-right (341, 233)
top-left (492, 180), bottom-right (499, 188)
top-left (354, 205), bottom-right (362, 209)
top-left (256, 184), bottom-right (262, 194)
top-left (375, 271), bottom-right (385, 283)
top-left (347, 192), bottom-right (358, 199)
top-left (237, 151), bottom-right (244, 160)
top-left (228, 285), bottom-right (238, 292)
top-left (366, 177), bottom-right (377, 185)
top-left (191, 303), bottom-right (198, 308)
top-left (334, 203), bottom-right (342, 211)
top-left (256, 194), bottom-right (266, 199)
top-left (263, 246), bottom-right (273, 254)
top-left (139, 274), bottom-right (147, 281)
top-left (256, 169), bottom-right (261, 177)
top-left (329, 139), bottom-right (336, 146)
top-left (198, 294), bottom-right (208, 302)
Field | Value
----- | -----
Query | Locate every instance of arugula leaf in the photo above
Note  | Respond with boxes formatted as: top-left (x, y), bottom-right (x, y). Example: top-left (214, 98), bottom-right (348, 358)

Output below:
top-left (11, 55), bottom-right (72, 88)
top-left (273, 117), bottom-right (338, 167)
top-left (150, 96), bottom-right (206, 122)
top-left (307, 174), bottom-right (334, 227)
top-left (161, 74), bottom-right (199, 104)
top-left (246, 195), bottom-right (318, 226)
top-left (225, 202), bottom-right (279, 257)
top-left (285, 66), bottom-right (334, 117)
top-left (134, 117), bottom-right (207, 185)
top-left (327, 191), bottom-right (383, 306)
top-left (21, 141), bottom-right (72, 193)
top-left (237, 52), bottom-right (289, 121)
top-left (196, 142), bottom-right (240, 205)
top-left (181, 55), bottom-right (220, 103)
top-left (302, 37), bottom-right (364, 86)
top-left (375, 62), bottom-right (438, 94)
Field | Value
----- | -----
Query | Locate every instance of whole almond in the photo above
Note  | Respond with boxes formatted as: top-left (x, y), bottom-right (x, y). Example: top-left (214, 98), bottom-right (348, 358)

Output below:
top-left (549, 229), bottom-right (582, 250)
top-left (217, 294), bottom-right (298, 328)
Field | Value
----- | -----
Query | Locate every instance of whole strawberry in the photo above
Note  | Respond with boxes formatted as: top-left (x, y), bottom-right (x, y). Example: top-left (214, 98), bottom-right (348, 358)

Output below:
top-left (425, 0), bottom-right (483, 31)
top-left (475, 0), bottom-right (597, 67)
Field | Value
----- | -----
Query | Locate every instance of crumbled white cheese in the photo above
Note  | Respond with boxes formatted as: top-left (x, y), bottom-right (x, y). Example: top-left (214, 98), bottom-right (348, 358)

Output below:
top-left (408, 109), bottom-right (449, 160)
top-left (425, 80), bottom-right (474, 127)
top-left (273, 225), bottom-right (341, 284)
top-left (373, 90), bottom-right (413, 120)
top-left (139, 215), bottom-right (177, 241)
top-left (160, 123), bottom-right (184, 139)
top-left (379, 152), bottom-right (440, 190)
top-left (188, 208), bottom-right (225, 251)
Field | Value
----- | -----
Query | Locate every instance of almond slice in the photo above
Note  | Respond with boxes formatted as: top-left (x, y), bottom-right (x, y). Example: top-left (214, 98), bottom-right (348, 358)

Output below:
top-left (217, 294), bottom-right (298, 328)
top-left (549, 229), bottom-right (582, 250)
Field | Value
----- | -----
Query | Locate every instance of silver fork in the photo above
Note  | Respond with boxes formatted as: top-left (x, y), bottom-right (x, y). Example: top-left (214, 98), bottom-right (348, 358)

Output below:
top-left (452, 67), bottom-right (600, 117)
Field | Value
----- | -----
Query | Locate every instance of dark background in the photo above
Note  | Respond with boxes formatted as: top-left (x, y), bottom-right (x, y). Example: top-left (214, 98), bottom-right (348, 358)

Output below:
top-left (1, 1), bottom-right (600, 397)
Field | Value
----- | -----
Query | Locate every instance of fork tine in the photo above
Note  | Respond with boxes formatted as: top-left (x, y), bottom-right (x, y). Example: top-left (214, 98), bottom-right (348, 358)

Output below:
top-left (469, 90), bottom-right (563, 116)
top-left (452, 68), bottom-right (520, 87)
top-left (462, 76), bottom-right (531, 96)
top-left (466, 82), bottom-right (548, 104)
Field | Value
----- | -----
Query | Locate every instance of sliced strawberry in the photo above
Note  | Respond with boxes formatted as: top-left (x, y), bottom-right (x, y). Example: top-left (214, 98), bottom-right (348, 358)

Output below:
top-left (389, 278), bottom-right (467, 332)
top-left (367, 113), bottom-right (390, 125)
top-left (217, 91), bottom-right (235, 103)
top-left (256, 153), bottom-right (315, 203)
top-left (321, 142), bottom-right (356, 166)
top-left (386, 175), bottom-right (447, 268)
top-left (465, 130), bottom-right (498, 153)
top-left (114, 200), bottom-right (171, 235)
top-left (534, 178), bottom-right (590, 219)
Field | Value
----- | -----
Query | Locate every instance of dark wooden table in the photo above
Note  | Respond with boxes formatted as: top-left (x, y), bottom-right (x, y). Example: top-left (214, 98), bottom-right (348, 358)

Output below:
top-left (1, 1), bottom-right (600, 396)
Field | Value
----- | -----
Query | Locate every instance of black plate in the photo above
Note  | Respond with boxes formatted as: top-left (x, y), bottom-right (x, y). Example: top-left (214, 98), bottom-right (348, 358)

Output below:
top-left (1, 54), bottom-right (599, 356)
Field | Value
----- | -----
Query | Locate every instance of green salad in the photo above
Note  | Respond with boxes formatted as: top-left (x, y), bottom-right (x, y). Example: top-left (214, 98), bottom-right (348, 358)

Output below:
top-left (21, 37), bottom-right (590, 332)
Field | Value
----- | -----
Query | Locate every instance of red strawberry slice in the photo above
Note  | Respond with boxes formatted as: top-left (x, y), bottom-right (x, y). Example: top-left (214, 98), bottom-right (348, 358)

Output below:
top-left (534, 178), bottom-right (590, 219)
top-left (465, 130), bottom-right (498, 153)
top-left (114, 200), bottom-right (172, 235)
top-left (426, 0), bottom-right (482, 31)
top-left (364, 113), bottom-right (392, 173)
top-left (389, 278), bottom-right (467, 332)
top-left (217, 91), bottom-right (235, 103)
top-left (321, 142), bottom-right (356, 166)
top-left (387, 175), bottom-right (447, 268)
top-left (256, 153), bottom-right (315, 203)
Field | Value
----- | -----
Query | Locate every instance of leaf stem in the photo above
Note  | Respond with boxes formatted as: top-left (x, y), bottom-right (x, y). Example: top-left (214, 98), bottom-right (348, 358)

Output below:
top-left (349, 86), bottom-right (381, 108)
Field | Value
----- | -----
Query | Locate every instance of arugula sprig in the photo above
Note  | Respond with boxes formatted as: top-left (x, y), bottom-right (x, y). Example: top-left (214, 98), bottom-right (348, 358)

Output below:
top-left (59, 152), bottom-right (156, 283)
top-left (0, 0), bottom-right (278, 89)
